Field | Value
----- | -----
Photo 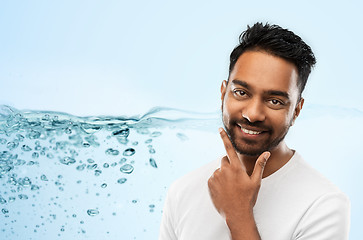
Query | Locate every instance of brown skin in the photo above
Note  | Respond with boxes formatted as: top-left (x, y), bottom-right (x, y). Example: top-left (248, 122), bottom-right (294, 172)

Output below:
top-left (207, 50), bottom-right (304, 239)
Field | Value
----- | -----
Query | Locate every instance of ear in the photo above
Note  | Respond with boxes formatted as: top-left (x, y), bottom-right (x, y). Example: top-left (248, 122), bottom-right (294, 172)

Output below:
top-left (291, 98), bottom-right (304, 126)
top-left (220, 80), bottom-right (227, 111)
top-left (221, 80), bottom-right (227, 100)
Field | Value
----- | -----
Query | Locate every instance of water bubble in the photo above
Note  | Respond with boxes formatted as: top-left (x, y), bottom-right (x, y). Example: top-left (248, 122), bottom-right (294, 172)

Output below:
top-left (82, 142), bottom-right (90, 148)
top-left (32, 152), bottom-right (39, 159)
top-left (87, 164), bottom-right (97, 170)
top-left (120, 164), bottom-right (134, 174)
top-left (46, 153), bottom-right (54, 159)
top-left (0, 196), bottom-right (7, 204)
top-left (72, 214), bottom-right (77, 218)
top-left (119, 158), bottom-right (127, 164)
top-left (35, 141), bottom-right (40, 146)
top-left (28, 130), bottom-right (41, 139)
top-left (18, 194), bottom-right (28, 200)
top-left (40, 174), bottom-right (48, 181)
top-left (103, 163), bottom-right (109, 168)
top-left (87, 158), bottom-right (95, 163)
top-left (2, 208), bottom-right (9, 214)
top-left (150, 131), bottom-right (162, 137)
top-left (87, 209), bottom-right (99, 216)
top-left (123, 148), bottom-right (135, 156)
top-left (42, 114), bottom-right (50, 121)
top-left (59, 157), bottom-right (76, 165)
top-left (137, 129), bottom-right (149, 135)
top-left (0, 138), bottom-right (7, 144)
top-left (76, 164), bottom-right (86, 171)
top-left (8, 197), bottom-right (15, 202)
top-left (21, 177), bottom-right (32, 187)
top-left (27, 160), bottom-right (37, 166)
top-left (117, 178), bottom-right (127, 184)
top-left (80, 124), bottom-right (102, 134)
top-left (105, 148), bottom-right (119, 156)
top-left (94, 170), bottom-right (102, 176)
top-left (149, 148), bottom-right (156, 154)
top-left (16, 134), bottom-right (25, 141)
top-left (149, 158), bottom-right (158, 168)
top-left (149, 204), bottom-right (155, 212)
top-left (112, 128), bottom-right (129, 138)
top-left (145, 139), bottom-right (152, 144)
top-left (7, 142), bottom-right (18, 150)
top-left (101, 183), bottom-right (107, 188)
top-left (21, 145), bottom-right (32, 151)
top-left (31, 185), bottom-right (40, 191)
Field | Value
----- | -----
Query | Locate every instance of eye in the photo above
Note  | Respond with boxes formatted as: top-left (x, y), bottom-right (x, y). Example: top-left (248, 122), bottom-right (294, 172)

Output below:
top-left (268, 99), bottom-right (285, 107)
top-left (270, 99), bottom-right (281, 105)
top-left (233, 90), bottom-right (247, 97)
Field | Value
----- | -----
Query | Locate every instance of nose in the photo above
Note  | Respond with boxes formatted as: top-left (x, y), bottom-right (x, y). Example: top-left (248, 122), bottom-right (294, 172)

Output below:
top-left (242, 99), bottom-right (266, 123)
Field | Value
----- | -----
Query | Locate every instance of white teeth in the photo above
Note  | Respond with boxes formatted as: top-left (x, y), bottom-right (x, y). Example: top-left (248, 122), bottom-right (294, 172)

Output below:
top-left (241, 127), bottom-right (261, 135)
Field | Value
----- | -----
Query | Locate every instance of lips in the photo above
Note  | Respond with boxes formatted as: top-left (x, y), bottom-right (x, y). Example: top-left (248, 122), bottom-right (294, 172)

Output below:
top-left (237, 124), bottom-right (269, 136)
top-left (240, 127), bottom-right (261, 135)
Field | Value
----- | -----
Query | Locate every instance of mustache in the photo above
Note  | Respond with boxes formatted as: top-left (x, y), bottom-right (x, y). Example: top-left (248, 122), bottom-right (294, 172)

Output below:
top-left (235, 119), bottom-right (271, 131)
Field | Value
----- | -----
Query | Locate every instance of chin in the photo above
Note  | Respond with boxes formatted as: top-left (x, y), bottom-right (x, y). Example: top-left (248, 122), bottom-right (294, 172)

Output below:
top-left (233, 142), bottom-right (268, 157)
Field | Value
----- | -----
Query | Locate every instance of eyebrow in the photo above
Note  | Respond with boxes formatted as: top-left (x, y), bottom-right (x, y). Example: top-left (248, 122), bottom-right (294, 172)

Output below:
top-left (231, 79), bottom-right (290, 99)
top-left (266, 90), bottom-right (290, 99)
top-left (231, 79), bottom-right (250, 89)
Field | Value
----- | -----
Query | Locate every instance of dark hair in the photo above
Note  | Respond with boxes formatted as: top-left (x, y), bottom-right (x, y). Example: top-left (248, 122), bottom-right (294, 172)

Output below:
top-left (228, 22), bottom-right (316, 96)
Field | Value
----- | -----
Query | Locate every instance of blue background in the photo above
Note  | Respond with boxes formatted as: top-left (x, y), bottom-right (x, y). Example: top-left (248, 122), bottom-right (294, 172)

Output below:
top-left (1, 0), bottom-right (362, 239)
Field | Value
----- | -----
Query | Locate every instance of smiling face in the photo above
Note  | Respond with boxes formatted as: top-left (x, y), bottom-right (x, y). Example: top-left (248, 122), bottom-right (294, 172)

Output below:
top-left (221, 50), bottom-right (303, 156)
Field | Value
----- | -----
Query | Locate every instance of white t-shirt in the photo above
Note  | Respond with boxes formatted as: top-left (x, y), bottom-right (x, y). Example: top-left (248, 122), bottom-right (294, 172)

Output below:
top-left (159, 152), bottom-right (350, 240)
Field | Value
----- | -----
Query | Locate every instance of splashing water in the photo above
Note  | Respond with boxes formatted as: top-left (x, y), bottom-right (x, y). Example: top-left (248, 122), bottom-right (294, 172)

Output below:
top-left (0, 105), bottom-right (221, 239)
top-left (1, 104), bottom-right (362, 239)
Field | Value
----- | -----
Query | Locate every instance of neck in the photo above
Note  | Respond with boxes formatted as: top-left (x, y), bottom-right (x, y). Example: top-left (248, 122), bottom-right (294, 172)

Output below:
top-left (237, 141), bottom-right (294, 178)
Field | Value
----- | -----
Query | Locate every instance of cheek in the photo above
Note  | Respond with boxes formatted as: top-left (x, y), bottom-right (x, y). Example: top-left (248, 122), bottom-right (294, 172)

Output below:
top-left (222, 100), bottom-right (240, 123)
top-left (270, 111), bottom-right (293, 129)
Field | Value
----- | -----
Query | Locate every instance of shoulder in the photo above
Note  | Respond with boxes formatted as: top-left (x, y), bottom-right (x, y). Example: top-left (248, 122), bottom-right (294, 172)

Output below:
top-left (264, 151), bottom-right (345, 197)
top-left (290, 152), bottom-right (344, 195)
top-left (257, 152), bottom-right (350, 239)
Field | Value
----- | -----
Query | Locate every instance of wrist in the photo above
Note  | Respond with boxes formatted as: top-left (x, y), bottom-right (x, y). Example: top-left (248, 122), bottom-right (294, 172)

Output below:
top-left (225, 209), bottom-right (261, 240)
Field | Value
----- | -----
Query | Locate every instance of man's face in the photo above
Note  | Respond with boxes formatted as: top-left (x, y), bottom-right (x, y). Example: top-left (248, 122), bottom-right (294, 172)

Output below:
top-left (221, 50), bottom-right (303, 156)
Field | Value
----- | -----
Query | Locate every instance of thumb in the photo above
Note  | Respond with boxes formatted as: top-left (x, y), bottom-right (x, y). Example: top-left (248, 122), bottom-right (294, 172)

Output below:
top-left (252, 151), bottom-right (270, 182)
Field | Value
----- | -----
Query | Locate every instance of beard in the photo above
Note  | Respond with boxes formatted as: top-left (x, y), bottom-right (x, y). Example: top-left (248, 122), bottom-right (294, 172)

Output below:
top-left (222, 112), bottom-right (293, 157)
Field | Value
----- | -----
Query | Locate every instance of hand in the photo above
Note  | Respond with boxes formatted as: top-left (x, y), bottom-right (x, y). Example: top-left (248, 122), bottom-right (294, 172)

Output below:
top-left (208, 128), bottom-right (270, 221)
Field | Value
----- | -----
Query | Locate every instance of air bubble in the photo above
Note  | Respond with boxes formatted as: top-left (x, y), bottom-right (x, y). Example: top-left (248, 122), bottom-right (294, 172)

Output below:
top-left (105, 148), bottom-right (119, 156)
top-left (87, 209), bottom-right (99, 216)
top-left (123, 148), bottom-right (135, 156)
top-left (117, 178), bottom-right (127, 184)
top-left (120, 164), bottom-right (134, 174)
top-left (149, 158), bottom-right (158, 168)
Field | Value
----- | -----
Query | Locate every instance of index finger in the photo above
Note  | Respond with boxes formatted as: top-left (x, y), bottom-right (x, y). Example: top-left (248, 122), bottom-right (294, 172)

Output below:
top-left (219, 127), bottom-right (246, 170)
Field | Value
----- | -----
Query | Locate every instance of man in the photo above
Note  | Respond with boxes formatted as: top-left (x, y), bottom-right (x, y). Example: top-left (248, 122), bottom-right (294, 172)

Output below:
top-left (159, 23), bottom-right (350, 240)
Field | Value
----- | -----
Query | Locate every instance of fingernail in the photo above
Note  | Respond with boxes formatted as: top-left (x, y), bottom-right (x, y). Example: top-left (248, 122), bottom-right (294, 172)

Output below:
top-left (218, 128), bottom-right (223, 133)
top-left (264, 152), bottom-right (271, 161)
